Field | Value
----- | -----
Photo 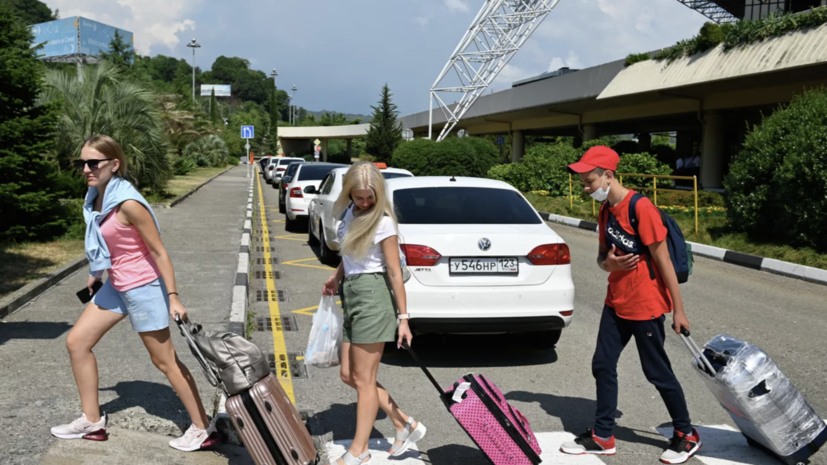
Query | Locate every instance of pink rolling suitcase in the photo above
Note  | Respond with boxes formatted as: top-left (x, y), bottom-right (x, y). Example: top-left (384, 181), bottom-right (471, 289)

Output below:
top-left (405, 343), bottom-right (542, 465)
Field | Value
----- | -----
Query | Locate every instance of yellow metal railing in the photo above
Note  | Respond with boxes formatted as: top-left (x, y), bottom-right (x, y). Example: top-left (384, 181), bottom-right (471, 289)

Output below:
top-left (568, 173), bottom-right (699, 233)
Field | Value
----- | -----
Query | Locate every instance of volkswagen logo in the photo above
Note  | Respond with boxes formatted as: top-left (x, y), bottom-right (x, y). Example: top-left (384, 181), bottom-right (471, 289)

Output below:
top-left (478, 238), bottom-right (491, 251)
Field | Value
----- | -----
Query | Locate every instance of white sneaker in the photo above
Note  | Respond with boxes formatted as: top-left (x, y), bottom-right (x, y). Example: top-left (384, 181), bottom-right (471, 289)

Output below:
top-left (51, 413), bottom-right (108, 441)
top-left (168, 418), bottom-right (220, 452)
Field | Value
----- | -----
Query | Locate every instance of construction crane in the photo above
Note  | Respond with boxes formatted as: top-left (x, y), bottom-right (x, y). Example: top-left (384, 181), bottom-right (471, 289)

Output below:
top-left (427, 0), bottom-right (737, 142)
top-left (428, 0), bottom-right (560, 141)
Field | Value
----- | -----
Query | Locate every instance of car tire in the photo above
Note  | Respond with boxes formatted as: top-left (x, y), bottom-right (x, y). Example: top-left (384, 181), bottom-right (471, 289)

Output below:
top-left (308, 218), bottom-right (320, 246)
top-left (285, 215), bottom-right (298, 233)
top-left (527, 329), bottom-right (562, 349)
top-left (320, 224), bottom-right (336, 265)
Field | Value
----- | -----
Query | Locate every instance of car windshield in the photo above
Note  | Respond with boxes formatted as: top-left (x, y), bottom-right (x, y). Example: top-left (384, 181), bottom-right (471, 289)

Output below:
top-left (297, 164), bottom-right (342, 181)
top-left (393, 187), bottom-right (541, 225)
top-left (382, 172), bottom-right (413, 180)
top-left (285, 162), bottom-right (303, 177)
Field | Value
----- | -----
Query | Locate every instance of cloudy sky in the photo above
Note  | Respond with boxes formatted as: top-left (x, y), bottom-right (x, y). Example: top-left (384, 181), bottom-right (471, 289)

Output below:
top-left (45, 0), bottom-right (708, 116)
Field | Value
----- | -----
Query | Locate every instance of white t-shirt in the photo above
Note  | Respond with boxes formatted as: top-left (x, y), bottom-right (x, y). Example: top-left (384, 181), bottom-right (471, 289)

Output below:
top-left (337, 207), bottom-right (397, 277)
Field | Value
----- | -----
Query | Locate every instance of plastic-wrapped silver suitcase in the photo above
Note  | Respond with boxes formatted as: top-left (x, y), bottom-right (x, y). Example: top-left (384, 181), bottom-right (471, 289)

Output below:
top-left (679, 330), bottom-right (827, 465)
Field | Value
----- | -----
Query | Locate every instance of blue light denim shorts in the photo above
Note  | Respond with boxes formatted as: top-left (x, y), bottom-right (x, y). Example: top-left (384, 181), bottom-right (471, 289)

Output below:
top-left (93, 278), bottom-right (170, 332)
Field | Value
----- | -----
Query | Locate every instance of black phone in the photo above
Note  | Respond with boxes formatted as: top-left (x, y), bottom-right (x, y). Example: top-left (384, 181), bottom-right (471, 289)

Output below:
top-left (77, 280), bottom-right (103, 304)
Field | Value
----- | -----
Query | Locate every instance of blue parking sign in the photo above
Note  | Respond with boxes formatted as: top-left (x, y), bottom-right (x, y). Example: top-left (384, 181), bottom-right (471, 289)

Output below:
top-left (496, 136), bottom-right (505, 146)
top-left (241, 125), bottom-right (255, 139)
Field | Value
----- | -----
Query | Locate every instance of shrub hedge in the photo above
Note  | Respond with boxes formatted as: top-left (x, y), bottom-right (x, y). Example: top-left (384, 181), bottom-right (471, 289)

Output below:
top-left (392, 137), bottom-right (499, 178)
top-left (725, 88), bottom-right (827, 252)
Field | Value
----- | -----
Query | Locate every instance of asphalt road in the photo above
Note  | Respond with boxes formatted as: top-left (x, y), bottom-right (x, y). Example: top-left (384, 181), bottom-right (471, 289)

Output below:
top-left (251, 176), bottom-right (827, 465)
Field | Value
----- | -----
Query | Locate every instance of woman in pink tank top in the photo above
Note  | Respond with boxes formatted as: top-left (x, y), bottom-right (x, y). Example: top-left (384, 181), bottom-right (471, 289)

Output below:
top-left (51, 136), bottom-right (219, 452)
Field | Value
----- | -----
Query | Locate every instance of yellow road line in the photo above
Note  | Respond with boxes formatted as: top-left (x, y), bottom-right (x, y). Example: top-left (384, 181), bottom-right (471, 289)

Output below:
top-left (292, 301), bottom-right (342, 316)
top-left (283, 257), bottom-right (332, 271)
top-left (256, 177), bottom-right (295, 404)
top-left (272, 234), bottom-right (307, 242)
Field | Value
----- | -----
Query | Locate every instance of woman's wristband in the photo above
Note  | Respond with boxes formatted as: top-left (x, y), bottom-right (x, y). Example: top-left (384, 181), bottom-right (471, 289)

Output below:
top-left (397, 314), bottom-right (410, 320)
top-left (168, 292), bottom-right (179, 297)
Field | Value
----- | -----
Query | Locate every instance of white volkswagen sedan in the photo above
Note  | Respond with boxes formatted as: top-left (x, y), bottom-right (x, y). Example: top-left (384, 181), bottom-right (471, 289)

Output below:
top-left (308, 165), bottom-right (413, 264)
top-left (387, 176), bottom-right (574, 347)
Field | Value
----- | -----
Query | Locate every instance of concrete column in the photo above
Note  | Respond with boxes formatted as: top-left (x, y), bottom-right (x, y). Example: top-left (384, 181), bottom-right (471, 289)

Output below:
top-left (583, 124), bottom-right (598, 142)
top-left (638, 132), bottom-right (652, 152)
top-left (322, 139), bottom-right (329, 162)
top-left (346, 139), bottom-right (352, 161)
top-left (701, 112), bottom-right (727, 189)
top-left (511, 130), bottom-right (525, 162)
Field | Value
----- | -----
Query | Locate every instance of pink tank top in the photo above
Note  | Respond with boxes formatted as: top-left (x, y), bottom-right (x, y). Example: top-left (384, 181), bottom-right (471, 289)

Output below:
top-left (100, 211), bottom-right (161, 292)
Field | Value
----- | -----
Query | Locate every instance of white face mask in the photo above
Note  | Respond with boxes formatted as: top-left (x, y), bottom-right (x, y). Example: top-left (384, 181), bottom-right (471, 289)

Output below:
top-left (589, 174), bottom-right (611, 202)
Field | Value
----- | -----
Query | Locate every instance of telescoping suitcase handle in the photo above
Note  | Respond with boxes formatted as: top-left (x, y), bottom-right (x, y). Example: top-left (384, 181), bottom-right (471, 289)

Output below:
top-left (672, 325), bottom-right (717, 377)
top-left (174, 316), bottom-right (223, 390)
top-left (402, 341), bottom-right (445, 396)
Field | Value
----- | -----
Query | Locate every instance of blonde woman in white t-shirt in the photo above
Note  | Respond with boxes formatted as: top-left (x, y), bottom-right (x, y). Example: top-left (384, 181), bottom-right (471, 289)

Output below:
top-left (322, 162), bottom-right (426, 465)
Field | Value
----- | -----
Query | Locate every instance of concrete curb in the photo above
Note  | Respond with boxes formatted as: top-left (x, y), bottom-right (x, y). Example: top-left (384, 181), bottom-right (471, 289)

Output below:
top-left (151, 165), bottom-right (235, 210)
top-left (0, 254), bottom-right (89, 320)
top-left (540, 211), bottom-right (827, 287)
top-left (214, 175), bottom-right (255, 445)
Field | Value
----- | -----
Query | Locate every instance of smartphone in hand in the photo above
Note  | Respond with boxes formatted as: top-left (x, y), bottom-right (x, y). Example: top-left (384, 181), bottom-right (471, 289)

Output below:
top-left (77, 281), bottom-right (103, 304)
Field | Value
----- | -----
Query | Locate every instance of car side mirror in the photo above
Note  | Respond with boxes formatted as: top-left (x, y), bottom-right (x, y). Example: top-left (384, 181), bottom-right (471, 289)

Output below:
top-left (304, 186), bottom-right (317, 194)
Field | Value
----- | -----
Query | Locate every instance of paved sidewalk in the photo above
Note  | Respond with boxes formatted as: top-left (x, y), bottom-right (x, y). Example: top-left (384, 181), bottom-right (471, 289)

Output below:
top-left (0, 166), bottom-right (253, 465)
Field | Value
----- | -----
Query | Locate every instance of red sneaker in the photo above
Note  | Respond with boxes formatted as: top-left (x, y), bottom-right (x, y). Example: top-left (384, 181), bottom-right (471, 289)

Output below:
top-left (560, 429), bottom-right (617, 455)
top-left (660, 428), bottom-right (702, 464)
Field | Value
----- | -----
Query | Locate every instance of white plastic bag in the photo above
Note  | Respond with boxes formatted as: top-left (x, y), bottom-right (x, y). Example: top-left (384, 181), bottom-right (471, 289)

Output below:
top-left (305, 296), bottom-right (343, 368)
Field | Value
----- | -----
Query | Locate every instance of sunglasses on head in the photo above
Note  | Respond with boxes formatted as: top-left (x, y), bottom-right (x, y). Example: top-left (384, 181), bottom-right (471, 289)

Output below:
top-left (73, 159), bottom-right (115, 171)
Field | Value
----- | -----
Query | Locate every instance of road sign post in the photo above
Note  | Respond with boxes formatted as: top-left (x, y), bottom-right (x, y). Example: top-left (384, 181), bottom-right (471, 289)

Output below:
top-left (242, 126), bottom-right (254, 177)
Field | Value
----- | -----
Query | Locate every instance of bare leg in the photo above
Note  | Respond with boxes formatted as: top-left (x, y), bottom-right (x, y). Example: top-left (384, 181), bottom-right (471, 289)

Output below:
top-left (66, 303), bottom-right (127, 422)
top-left (139, 328), bottom-right (209, 429)
top-left (340, 342), bottom-right (412, 431)
top-left (341, 342), bottom-right (384, 461)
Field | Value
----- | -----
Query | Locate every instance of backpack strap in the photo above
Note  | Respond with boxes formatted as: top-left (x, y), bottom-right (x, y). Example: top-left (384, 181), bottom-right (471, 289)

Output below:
top-left (627, 193), bottom-right (656, 280)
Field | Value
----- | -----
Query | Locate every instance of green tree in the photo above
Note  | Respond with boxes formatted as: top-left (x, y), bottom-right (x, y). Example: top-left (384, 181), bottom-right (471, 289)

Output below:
top-left (1, 0), bottom-right (56, 25)
top-left (40, 61), bottom-right (171, 193)
top-left (0, 3), bottom-right (65, 241)
top-left (99, 29), bottom-right (134, 67)
top-left (183, 135), bottom-right (229, 167)
top-left (268, 85), bottom-right (279, 154)
top-left (725, 88), bottom-right (827, 251)
top-left (209, 87), bottom-right (218, 123)
top-left (365, 84), bottom-right (402, 163)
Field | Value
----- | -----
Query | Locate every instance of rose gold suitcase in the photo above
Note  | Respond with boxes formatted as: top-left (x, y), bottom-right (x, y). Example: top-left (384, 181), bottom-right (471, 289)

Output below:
top-left (226, 373), bottom-right (318, 465)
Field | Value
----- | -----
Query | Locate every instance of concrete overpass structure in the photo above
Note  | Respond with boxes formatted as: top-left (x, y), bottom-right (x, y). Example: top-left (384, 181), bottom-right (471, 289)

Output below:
top-left (398, 23), bottom-right (827, 189)
top-left (277, 124), bottom-right (370, 160)
top-left (278, 22), bottom-right (827, 189)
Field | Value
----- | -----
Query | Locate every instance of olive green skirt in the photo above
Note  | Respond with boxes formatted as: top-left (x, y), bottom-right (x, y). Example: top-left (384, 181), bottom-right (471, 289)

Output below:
top-left (340, 272), bottom-right (397, 344)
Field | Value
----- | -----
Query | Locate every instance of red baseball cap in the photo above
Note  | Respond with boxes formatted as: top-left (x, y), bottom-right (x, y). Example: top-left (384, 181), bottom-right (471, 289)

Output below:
top-left (568, 146), bottom-right (619, 173)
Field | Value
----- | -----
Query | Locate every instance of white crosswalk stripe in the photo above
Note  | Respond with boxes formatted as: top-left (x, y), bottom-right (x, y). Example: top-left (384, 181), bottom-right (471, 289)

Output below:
top-left (325, 433), bottom-right (609, 465)
top-left (326, 426), bottom-right (803, 465)
top-left (656, 424), bottom-right (780, 465)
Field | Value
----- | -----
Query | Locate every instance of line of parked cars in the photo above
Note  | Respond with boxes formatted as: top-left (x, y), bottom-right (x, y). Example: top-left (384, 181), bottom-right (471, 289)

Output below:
top-left (270, 158), bottom-right (575, 347)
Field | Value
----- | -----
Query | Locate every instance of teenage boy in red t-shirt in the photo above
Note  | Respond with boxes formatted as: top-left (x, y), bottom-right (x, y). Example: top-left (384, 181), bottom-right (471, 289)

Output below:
top-left (560, 146), bottom-right (701, 464)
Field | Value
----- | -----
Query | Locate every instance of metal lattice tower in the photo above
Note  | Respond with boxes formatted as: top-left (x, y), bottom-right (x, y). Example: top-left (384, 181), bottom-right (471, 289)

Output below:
top-left (429, 0), bottom-right (560, 141)
top-left (674, 1), bottom-right (739, 23)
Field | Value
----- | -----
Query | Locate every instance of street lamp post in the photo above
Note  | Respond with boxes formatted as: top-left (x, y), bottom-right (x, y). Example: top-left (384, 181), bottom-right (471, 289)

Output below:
top-left (186, 39), bottom-right (201, 107)
top-left (291, 85), bottom-right (298, 126)
top-left (270, 69), bottom-right (278, 156)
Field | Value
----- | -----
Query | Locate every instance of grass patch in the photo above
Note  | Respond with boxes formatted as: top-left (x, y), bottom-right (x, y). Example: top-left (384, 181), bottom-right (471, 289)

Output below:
top-left (525, 193), bottom-right (827, 270)
top-left (0, 239), bottom-right (85, 300)
top-left (144, 165), bottom-right (232, 204)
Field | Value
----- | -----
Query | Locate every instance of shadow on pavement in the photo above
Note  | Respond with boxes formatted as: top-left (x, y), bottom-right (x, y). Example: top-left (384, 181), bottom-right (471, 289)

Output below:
top-left (507, 391), bottom-right (668, 449)
top-left (0, 321), bottom-right (73, 345)
top-left (311, 402), bottom-right (387, 442)
top-left (380, 333), bottom-right (558, 368)
top-left (423, 443), bottom-right (489, 465)
top-left (99, 380), bottom-right (191, 431)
